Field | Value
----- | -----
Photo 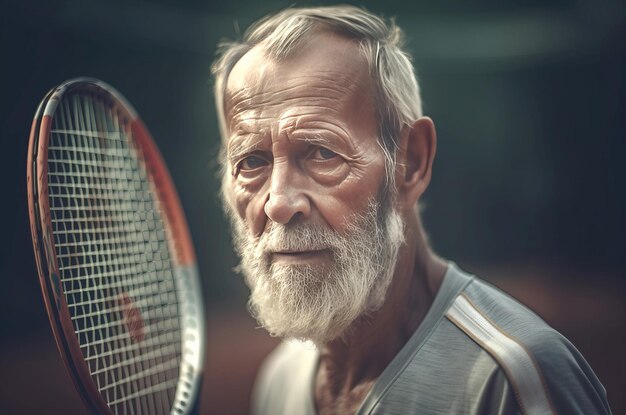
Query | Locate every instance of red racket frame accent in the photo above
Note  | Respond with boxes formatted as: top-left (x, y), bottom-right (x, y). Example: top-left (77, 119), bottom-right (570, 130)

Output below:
top-left (131, 118), bottom-right (195, 267)
top-left (27, 78), bottom-right (202, 415)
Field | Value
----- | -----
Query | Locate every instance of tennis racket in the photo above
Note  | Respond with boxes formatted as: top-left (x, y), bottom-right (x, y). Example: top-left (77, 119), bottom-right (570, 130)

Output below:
top-left (27, 78), bottom-right (204, 415)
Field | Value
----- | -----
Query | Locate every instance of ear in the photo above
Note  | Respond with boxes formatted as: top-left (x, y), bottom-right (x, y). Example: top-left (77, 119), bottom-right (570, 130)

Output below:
top-left (395, 117), bottom-right (437, 211)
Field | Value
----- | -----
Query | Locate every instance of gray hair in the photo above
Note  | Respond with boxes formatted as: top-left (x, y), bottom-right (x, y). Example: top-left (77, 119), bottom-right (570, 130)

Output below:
top-left (212, 5), bottom-right (422, 188)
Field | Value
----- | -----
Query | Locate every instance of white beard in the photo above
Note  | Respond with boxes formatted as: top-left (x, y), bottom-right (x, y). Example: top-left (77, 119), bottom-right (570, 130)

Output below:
top-left (229, 200), bottom-right (404, 345)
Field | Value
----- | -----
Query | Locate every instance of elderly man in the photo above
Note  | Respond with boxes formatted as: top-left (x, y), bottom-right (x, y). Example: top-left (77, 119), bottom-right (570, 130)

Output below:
top-left (212, 6), bottom-right (611, 415)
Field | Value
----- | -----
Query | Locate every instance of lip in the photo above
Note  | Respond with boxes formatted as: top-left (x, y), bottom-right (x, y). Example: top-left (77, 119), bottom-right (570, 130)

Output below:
top-left (270, 249), bottom-right (330, 264)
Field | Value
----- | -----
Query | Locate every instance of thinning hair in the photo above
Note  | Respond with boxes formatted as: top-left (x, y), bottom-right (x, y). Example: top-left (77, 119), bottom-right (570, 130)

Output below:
top-left (212, 5), bottom-right (422, 189)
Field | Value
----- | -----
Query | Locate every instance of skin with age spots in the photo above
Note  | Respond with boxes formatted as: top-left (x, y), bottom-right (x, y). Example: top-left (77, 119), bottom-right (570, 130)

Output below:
top-left (224, 31), bottom-right (445, 415)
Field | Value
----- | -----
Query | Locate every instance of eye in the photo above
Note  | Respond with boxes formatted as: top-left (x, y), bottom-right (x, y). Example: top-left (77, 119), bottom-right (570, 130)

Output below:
top-left (239, 155), bottom-right (269, 171)
top-left (311, 146), bottom-right (338, 160)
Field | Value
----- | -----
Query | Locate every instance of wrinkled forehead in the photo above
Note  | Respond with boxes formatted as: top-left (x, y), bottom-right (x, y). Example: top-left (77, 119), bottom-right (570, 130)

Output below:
top-left (223, 32), bottom-right (375, 125)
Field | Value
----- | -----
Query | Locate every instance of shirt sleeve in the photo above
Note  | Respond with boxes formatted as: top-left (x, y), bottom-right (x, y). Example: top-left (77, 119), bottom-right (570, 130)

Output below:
top-left (530, 333), bottom-right (612, 414)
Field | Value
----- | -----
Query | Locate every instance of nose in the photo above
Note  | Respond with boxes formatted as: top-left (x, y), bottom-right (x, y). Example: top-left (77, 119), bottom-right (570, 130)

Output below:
top-left (264, 163), bottom-right (311, 224)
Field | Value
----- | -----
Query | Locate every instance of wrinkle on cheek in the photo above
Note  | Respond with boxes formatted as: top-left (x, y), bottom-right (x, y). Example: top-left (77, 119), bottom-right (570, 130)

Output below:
top-left (348, 169), bottom-right (367, 182)
top-left (347, 157), bottom-right (380, 182)
top-left (232, 183), bottom-right (268, 237)
top-left (232, 186), bottom-right (249, 220)
top-left (247, 195), bottom-right (269, 237)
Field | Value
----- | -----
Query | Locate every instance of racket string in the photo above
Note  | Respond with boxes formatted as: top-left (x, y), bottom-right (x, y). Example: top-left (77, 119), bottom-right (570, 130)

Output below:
top-left (49, 92), bottom-right (183, 415)
top-left (96, 94), bottom-right (175, 415)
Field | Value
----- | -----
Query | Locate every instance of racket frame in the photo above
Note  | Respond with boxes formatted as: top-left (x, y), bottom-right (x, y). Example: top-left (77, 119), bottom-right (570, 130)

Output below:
top-left (27, 78), bottom-right (204, 415)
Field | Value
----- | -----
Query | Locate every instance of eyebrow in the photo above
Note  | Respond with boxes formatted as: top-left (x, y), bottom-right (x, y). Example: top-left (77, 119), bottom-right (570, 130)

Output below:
top-left (288, 131), bottom-right (333, 146)
top-left (287, 124), bottom-right (357, 155)
top-left (227, 133), bottom-right (266, 166)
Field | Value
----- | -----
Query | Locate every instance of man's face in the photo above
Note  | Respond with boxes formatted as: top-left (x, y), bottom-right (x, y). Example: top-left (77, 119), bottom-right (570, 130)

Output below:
top-left (222, 32), bottom-right (404, 343)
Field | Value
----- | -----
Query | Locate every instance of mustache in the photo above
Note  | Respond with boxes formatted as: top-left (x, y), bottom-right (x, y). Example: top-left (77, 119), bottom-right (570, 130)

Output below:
top-left (259, 223), bottom-right (339, 252)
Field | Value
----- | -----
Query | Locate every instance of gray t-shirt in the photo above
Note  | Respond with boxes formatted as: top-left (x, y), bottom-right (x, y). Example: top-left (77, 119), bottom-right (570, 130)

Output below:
top-left (251, 263), bottom-right (611, 415)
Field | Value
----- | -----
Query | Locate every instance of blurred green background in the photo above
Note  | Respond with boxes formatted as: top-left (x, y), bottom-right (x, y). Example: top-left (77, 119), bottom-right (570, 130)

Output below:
top-left (1, 0), bottom-right (624, 413)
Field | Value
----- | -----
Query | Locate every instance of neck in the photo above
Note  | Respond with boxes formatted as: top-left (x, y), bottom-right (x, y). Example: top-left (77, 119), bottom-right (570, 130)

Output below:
top-left (314, 214), bottom-right (447, 404)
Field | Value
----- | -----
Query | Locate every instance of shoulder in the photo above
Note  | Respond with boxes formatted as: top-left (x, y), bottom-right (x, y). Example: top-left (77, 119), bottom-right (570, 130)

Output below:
top-left (445, 273), bottom-right (611, 414)
top-left (251, 340), bottom-right (318, 415)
